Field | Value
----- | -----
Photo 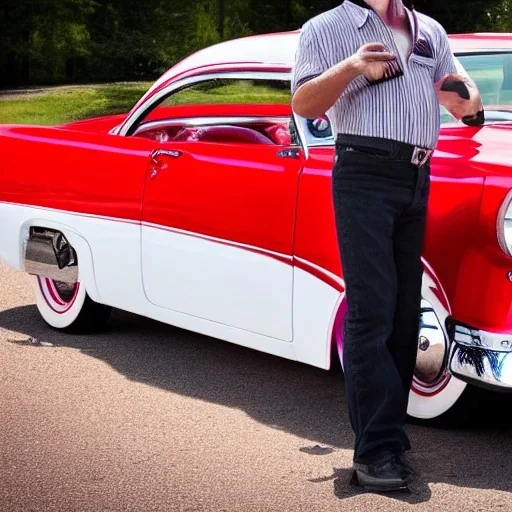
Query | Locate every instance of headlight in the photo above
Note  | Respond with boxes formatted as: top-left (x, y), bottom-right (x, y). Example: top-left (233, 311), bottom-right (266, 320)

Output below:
top-left (497, 190), bottom-right (512, 256)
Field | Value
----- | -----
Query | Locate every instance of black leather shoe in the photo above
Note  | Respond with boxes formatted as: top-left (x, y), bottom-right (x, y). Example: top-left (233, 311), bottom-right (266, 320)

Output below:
top-left (395, 454), bottom-right (415, 482)
top-left (353, 458), bottom-right (408, 492)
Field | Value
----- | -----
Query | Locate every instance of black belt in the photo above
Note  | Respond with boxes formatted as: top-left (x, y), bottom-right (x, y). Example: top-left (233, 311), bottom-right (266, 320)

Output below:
top-left (335, 134), bottom-right (433, 167)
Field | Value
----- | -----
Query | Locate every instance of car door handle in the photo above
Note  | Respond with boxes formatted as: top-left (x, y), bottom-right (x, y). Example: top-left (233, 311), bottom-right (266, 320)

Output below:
top-left (149, 149), bottom-right (182, 180)
top-left (150, 149), bottom-right (182, 165)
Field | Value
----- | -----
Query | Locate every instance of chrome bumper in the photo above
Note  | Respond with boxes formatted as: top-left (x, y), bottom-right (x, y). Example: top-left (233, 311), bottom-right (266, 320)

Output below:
top-left (448, 321), bottom-right (512, 391)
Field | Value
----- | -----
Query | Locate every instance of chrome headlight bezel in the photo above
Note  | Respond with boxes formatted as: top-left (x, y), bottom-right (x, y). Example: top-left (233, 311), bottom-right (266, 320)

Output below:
top-left (497, 190), bottom-right (512, 256)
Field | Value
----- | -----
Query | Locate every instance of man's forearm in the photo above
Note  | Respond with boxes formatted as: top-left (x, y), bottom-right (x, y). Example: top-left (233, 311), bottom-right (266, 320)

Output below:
top-left (435, 72), bottom-right (484, 125)
top-left (292, 57), bottom-right (361, 119)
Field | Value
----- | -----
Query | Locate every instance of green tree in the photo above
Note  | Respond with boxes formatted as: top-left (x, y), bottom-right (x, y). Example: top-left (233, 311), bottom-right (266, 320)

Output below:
top-left (488, 0), bottom-right (512, 31)
top-left (0, 0), bottom-right (510, 87)
top-left (413, 0), bottom-right (502, 32)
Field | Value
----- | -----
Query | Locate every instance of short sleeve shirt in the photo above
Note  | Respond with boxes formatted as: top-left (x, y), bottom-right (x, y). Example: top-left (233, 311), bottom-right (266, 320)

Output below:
top-left (291, 0), bottom-right (459, 149)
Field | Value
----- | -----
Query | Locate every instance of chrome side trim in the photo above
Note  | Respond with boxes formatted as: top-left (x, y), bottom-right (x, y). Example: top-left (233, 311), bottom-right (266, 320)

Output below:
top-left (24, 228), bottom-right (78, 284)
top-left (449, 342), bottom-right (512, 391)
top-left (292, 112), bottom-right (310, 159)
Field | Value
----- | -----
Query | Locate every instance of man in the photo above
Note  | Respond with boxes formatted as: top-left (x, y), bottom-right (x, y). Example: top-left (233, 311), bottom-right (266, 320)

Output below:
top-left (291, 0), bottom-right (483, 493)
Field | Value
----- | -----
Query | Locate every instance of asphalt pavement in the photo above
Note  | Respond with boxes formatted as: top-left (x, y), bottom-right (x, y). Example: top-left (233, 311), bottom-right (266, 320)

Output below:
top-left (1, 262), bottom-right (512, 511)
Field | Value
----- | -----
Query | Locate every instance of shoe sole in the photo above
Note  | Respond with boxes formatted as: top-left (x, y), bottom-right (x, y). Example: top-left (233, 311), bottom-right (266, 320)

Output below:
top-left (354, 469), bottom-right (409, 493)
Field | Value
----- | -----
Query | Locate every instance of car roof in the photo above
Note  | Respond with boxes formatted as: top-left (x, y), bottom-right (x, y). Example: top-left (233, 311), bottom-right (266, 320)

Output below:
top-left (126, 30), bottom-right (512, 122)
top-left (448, 33), bottom-right (512, 52)
top-left (154, 31), bottom-right (512, 86)
top-left (143, 31), bottom-right (300, 96)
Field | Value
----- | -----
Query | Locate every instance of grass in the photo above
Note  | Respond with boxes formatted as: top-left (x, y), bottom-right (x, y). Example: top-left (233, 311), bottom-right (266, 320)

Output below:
top-left (0, 82), bottom-right (153, 125)
top-left (0, 81), bottom-right (292, 126)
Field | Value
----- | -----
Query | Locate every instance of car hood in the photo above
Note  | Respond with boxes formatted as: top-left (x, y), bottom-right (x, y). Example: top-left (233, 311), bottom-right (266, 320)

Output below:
top-left (436, 121), bottom-right (512, 176)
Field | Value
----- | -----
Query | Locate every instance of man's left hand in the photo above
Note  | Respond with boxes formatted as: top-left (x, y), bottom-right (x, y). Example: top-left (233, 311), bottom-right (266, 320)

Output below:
top-left (435, 72), bottom-right (484, 124)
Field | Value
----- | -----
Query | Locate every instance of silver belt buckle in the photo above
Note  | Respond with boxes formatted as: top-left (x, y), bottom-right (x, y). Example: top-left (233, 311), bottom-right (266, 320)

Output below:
top-left (411, 146), bottom-right (432, 167)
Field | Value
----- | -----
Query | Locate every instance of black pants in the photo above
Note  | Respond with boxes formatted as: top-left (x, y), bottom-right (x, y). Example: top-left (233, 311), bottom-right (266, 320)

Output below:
top-left (332, 134), bottom-right (431, 465)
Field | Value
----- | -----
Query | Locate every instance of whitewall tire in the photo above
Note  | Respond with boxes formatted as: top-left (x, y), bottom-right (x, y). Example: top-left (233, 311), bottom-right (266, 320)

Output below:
top-left (34, 276), bottom-right (112, 333)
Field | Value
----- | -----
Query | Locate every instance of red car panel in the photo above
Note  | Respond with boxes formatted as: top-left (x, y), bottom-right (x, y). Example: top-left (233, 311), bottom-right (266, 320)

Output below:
top-left (0, 125), bottom-right (154, 221)
top-left (141, 141), bottom-right (301, 257)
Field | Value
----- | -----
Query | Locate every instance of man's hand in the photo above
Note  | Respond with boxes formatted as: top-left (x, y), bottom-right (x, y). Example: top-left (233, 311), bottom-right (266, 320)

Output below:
top-left (291, 42), bottom-right (395, 119)
top-left (350, 43), bottom-right (397, 82)
top-left (435, 72), bottom-right (484, 125)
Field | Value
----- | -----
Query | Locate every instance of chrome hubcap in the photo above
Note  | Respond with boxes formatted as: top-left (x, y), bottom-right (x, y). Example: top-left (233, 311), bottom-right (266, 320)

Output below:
top-left (53, 280), bottom-right (79, 304)
top-left (414, 299), bottom-right (449, 385)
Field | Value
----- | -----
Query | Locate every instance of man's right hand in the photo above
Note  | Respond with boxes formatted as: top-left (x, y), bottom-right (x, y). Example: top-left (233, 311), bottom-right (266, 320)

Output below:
top-left (350, 43), bottom-right (397, 82)
top-left (291, 43), bottom-right (396, 119)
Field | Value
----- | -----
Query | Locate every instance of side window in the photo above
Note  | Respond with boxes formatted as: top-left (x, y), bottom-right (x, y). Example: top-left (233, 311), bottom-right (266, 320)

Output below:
top-left (130, 77), bottom-right (299, 146)
top-left (145, 78), bottom-right (291, 121)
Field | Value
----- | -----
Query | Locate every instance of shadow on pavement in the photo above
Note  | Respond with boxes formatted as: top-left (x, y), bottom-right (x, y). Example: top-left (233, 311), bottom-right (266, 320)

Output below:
top-left (1, 304), bottom-right (512, 503)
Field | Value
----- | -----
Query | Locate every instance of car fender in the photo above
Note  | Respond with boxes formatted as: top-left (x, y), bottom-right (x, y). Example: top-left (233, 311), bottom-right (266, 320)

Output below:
top-left (18, 217), bottom-right (101, 303)
top-left (326, 256), bottom-right (452, 369)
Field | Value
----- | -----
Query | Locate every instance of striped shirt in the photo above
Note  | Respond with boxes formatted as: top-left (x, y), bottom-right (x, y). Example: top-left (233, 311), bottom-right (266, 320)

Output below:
top-left (291, 0), bottom-right (459, 149)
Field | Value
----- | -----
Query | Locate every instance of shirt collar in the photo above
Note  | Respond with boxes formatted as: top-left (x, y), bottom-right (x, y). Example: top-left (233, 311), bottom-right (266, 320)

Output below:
top-left (342, 0), bottom-right (371, 29)
top-left (343, 0), bottom-right (416, 31)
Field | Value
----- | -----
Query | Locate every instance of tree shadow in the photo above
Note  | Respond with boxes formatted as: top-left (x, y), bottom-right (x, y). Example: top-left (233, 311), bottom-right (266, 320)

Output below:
top-left (2, 304), bottom-right (512, 504)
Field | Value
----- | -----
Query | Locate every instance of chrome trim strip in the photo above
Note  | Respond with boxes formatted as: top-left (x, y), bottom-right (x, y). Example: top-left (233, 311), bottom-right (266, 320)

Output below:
top-left (292, 113), bottom-right (310, 159)
top-left (307, 140), bottom-right (335, 148)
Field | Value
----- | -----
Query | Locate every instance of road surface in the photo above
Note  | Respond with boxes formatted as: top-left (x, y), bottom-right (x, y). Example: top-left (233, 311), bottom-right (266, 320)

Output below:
top-left (1, 262), bottom-right (511, 511)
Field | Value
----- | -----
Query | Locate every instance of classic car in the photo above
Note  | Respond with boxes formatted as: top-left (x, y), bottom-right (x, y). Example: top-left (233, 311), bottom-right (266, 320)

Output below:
top-left (1, 30), bottom-right (512, 427)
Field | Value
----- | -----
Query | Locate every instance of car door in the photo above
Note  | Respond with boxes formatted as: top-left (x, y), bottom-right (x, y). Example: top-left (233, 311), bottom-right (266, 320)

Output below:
top-left (140, 140), bottom-right (302, 341)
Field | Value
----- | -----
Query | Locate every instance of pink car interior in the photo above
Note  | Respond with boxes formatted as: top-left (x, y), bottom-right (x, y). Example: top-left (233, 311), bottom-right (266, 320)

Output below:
top-left (137, 121), bottom-right (292, 145)
top-left (173, 125), bottom-right (275, 144)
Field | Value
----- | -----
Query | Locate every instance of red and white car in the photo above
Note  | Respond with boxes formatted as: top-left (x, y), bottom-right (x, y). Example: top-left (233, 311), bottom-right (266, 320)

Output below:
top-left (1, 31), bottom-right (512, 426)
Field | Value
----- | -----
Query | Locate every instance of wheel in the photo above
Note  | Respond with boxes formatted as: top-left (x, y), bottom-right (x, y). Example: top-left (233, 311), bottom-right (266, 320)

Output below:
top-left (34, 276), bottom-right (112, 334)
top-left (332, 267), bottom-right (482, 428)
